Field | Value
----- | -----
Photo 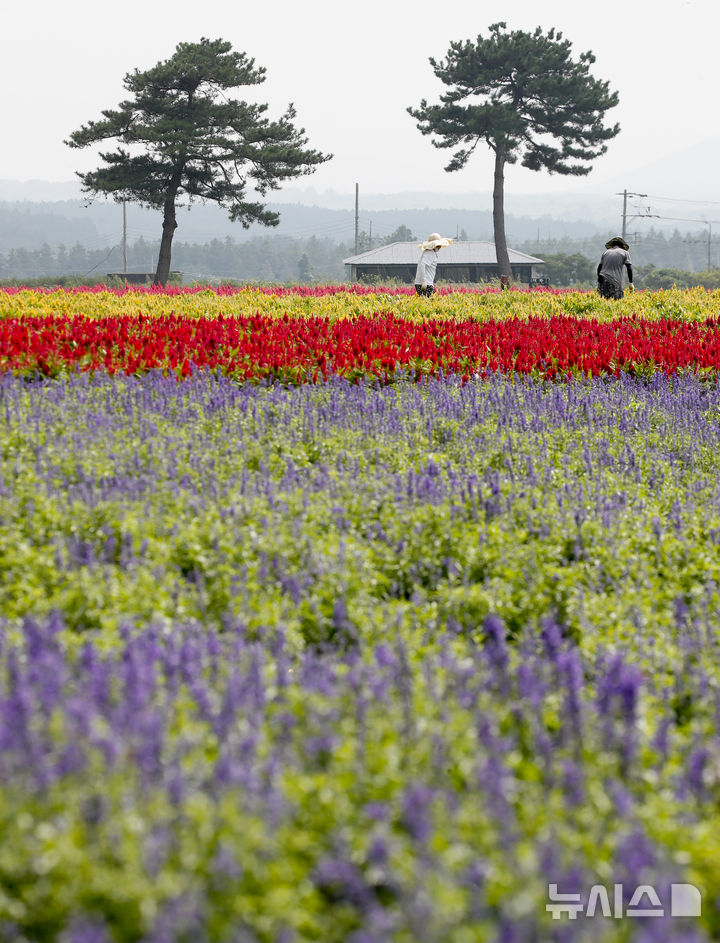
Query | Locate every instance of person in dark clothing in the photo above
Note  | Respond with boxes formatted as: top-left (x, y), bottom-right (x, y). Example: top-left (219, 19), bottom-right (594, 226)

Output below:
top-left (597, 236), bottom-right (634, 299)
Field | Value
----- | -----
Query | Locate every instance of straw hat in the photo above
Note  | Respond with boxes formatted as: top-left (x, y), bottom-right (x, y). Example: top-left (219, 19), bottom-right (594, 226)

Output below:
top-left (605, 236), bottom-right (629, 250)
top-left (420, 232), bottom-right (453, 250)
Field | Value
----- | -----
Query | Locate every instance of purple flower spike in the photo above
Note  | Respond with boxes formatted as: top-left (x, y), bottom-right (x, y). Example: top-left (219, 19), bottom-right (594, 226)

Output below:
top-left (400, 783), bottom-right (435, 843)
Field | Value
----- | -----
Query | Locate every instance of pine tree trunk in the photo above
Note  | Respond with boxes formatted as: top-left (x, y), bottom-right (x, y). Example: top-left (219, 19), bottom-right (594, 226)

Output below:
top-left (492, 146), bottom-right (512, 282)
top-left (155, 174), bottom-right (182, 286)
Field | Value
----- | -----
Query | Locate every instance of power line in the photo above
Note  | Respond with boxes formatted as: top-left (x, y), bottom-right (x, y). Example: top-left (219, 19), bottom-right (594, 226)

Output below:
top-left (642, 193), bottom-right (720, 207)
top-left (636, 214), bottom-right (720, 225)
top-left (83, 245), bottom-right (117, 277)
top-left (635, 213), bottom-right (720, 269)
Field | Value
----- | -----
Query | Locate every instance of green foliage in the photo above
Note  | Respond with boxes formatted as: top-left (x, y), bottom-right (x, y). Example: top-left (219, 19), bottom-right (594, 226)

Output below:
top-left (1, 374), bottom-right (719, 650)
top-left (631, 263), bottom-right (720, 290)
top-left (693, 268), bottom-right (720, 289)
top-left (354, 230), bottom-right (374, 253)
top-left (635, 264), bottom-right (690, 289)
top-left (0, 236), bottom-right (349, 285)
top-left (381, 224), bottom-right (415, 245)
top-left (66, 38), bottom-right (330, 283)
top-left (297, 252), bottom-right (312, 282)
top-left (536, 252), bottom-right (596, 287)
top-left (518, 228), bottom-right (720, 280)
top-left (408, 22), bottom-right (619, 175)
top-left (0, 274), bottom-right (108, 289)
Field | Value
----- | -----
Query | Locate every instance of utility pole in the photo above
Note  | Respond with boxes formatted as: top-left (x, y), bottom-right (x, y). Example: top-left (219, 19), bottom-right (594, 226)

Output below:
top-left (617, 190), bottom-right (647, 239)
top-left (354, 183), bottom-right (359, 255)
top-left (122, 199), bottom-right (128, 273)
top-left (709, 222), bottom-right (712, 270)
top-left (369, 221), bottom-right (372, 250)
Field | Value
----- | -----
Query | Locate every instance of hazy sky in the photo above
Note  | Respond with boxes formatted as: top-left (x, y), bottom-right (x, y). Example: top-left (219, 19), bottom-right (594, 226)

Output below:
top-left (3, 0), bottom-right (719, 207)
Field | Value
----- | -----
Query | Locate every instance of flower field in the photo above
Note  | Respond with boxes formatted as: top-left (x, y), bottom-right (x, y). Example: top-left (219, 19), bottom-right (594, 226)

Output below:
top-left (2, 285), bottom-right (720, 383)
top-left (1, 285), bottom-right (720, 942)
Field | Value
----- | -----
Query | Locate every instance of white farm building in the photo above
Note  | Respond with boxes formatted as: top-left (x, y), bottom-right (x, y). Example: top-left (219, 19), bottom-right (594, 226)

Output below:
top-left (343, 241), bottom-right (545, 285)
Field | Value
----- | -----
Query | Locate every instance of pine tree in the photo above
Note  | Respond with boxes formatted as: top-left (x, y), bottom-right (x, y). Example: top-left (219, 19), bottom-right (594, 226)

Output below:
top-left (408, 23), bottom-right (619, 279)
top-left (67, 38), bottom-right (330, 285)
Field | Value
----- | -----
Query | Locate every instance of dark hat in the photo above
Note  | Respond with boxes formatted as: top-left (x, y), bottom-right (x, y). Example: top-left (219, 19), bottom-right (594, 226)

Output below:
top-left (605, 236), bottom-right (629, 250)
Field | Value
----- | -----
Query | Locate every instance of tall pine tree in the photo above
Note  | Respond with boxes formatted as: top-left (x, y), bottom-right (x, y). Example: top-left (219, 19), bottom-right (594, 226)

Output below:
top-left (67, 38), bottom-right (330, 285)
top-left (408, 23), bottom-right (619, 280)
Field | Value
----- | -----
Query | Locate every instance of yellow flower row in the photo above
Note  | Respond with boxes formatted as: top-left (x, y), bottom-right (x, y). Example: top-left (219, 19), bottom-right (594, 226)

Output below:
top-left (1, 285), bottom-right (719, 323)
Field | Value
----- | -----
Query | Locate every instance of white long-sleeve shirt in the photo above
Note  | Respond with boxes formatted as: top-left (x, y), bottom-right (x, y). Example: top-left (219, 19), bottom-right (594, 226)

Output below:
top-left (414, 249), bottom-right (438, 287)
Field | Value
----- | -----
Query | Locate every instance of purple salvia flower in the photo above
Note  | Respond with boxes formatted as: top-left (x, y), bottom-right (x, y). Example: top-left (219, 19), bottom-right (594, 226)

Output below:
top-left (62, 919), bottom-right (112, 943)
top-left (482, 613), bottom-right (509, 675)
top-left (314, 857), bottom-right (371, 909)
top-left (400, 784), bottom-right (435, 843)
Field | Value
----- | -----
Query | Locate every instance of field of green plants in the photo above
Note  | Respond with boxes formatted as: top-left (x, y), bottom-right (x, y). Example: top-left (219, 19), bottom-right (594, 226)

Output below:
top-left (1, 285), bottom-right (719, 942)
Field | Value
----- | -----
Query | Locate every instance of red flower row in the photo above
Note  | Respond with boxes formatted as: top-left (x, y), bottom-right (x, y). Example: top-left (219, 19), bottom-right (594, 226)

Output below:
top-left (2, 313), bottom-right (720, 380)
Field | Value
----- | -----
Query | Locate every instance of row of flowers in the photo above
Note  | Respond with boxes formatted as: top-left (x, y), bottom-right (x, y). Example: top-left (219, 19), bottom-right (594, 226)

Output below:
top-left (0, 283), bottom-right (565, 297)
top-left (0, 285), bottom-right (715, 325)
top-left (3, 311), bottom-right (720, 380)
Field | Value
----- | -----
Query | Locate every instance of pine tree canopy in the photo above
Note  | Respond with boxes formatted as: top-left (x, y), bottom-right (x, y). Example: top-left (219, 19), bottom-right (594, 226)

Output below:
top-left (409, 22), bottom-right (619, 175)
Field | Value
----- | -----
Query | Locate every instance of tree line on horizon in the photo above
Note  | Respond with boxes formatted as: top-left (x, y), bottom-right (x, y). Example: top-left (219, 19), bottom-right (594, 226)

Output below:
top-left (3, 229), bottom-right (720, 289)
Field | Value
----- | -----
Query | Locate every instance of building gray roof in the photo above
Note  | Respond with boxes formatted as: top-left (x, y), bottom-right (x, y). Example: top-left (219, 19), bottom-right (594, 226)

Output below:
top-left (343, 241), bottom-right (543, 265)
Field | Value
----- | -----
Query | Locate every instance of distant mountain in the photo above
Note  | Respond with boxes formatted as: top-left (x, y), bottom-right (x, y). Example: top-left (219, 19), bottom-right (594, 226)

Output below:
top-left (0, 194), bottom-right (621, 253)
top-left (3, 138), bottom-right (719, 232)
top-left (0, 201), bottom-right (103, 251)
top-left (5, 156), bottom-right (719, 254)
top-left (0, 178), bottom-right (621, 233)
top-left (0, 179), bottom-right (84, 201)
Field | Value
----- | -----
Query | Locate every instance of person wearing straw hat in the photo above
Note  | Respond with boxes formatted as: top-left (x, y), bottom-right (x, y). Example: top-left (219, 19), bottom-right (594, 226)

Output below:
top-left (597, 235), bottom-right (634, 299)
top-left (414, 232), bottom-right (453, 297)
